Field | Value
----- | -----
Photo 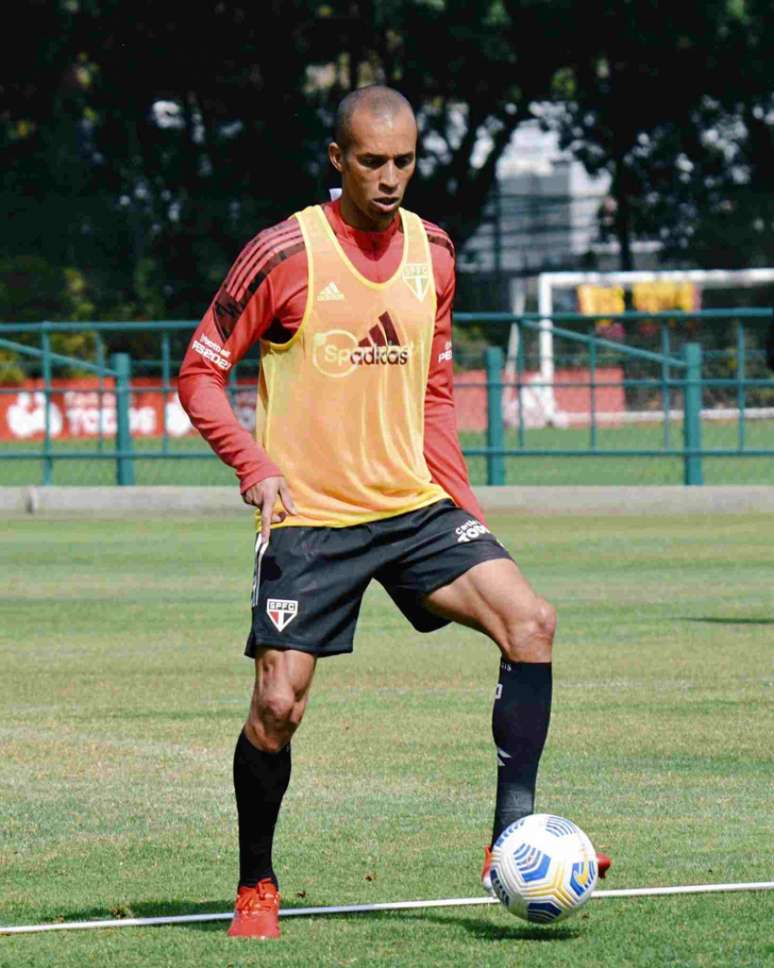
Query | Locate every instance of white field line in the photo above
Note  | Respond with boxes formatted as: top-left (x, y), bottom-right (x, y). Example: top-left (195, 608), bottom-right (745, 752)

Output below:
top-left (1, 882), bottom-right (773, 935)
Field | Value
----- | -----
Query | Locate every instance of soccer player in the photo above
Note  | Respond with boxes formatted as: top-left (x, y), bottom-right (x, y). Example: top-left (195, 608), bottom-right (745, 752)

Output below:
top-left (179, 85), bottom-right (607, 940)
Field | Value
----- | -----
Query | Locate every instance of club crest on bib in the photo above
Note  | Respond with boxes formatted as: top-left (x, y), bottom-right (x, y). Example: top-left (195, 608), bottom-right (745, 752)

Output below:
top-left (266, 598), bottom-right (299, 632)
top-left (402, 262), bottom-right (431, 302)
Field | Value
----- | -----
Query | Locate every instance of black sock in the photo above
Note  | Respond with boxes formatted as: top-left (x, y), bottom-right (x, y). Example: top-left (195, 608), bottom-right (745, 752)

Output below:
top-left (491, 660), bottom-right (552, 844)
top-left (233, 730), bottom-right (291, 889)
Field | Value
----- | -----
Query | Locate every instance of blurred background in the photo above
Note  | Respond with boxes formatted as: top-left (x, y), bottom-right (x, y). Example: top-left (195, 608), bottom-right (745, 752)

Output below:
top-left (1, 0), bottom-right (773, 486)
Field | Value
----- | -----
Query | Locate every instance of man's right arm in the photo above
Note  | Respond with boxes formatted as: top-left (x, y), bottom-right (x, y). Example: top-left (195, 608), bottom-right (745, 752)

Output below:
top-left (177, 218), bottom-right (307, 497)
top-left (178, 299), bottom-right (281, 494)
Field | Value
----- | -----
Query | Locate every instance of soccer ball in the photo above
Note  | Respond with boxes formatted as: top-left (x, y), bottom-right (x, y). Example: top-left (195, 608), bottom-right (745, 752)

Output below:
top-left (490, 814), bottom-right (598, 924)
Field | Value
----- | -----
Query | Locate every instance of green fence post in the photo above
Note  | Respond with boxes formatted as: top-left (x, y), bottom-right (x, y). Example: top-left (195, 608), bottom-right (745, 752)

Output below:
top-left (41, 327), bottom-right (53, 485)
top-left (683, 342), bottom-right (703, 486)
top-left (161, 331), bottom-right (171, 455)
top-left (589, 340), bottom-right (597, 450)
top-left (111, 353), bottom-right (135, 486)
top-left (485, 346), bottom-right (505, 485)
top-left (737, 320), bottom-right (746, 451)
top-left (516, 324), bottom-right (525, 449)
top-left (661, 323), bottom-right (671, 450)
top-left (96, 336), bottom-right (106, 452)
top-left (228, 361), bottom-right (238, 410)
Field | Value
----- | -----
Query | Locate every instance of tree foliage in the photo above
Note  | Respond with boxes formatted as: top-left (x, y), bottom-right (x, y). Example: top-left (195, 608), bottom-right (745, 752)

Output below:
top-left (523, 0), bottom-right (774, 269)
top-left (0, 0), bottom-right (772, 330)
top-left (2, 0), bottom-right (547, 322)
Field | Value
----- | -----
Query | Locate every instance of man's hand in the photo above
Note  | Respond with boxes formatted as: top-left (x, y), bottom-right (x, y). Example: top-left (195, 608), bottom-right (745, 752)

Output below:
top-left (242, 476), bottom-right (297, 544)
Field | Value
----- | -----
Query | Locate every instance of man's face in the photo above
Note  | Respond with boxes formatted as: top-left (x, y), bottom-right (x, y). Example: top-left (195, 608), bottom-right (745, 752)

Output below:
top-left (329, 107), bottom-right (417, 231)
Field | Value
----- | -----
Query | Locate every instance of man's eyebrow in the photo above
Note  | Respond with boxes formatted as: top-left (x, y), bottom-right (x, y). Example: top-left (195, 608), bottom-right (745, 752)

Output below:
top-left (357, 151), bottom-right (415, 159)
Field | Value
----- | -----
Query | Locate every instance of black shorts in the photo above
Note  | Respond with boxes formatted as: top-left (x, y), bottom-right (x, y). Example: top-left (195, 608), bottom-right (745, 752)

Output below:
top-left (245, 499), bottom-right (512, 658)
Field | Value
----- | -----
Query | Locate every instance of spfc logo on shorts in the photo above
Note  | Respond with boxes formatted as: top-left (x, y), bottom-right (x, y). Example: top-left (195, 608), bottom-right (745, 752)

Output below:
top-left (402, 262), bottom-right (431, 302)
top-left (266, 598), bottom-right (299, 632)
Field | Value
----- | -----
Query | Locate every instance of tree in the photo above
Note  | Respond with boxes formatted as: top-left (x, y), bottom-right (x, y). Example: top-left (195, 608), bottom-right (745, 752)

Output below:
top-left (651, 0), bottom-right (774, 271)
top-left (310, 0), bottom-right (558, 242)
top-left (4, 0), bottom-right (771, 326)
top-left (523, 0), bottom-right (763, 270)
top-left (1, 1), bottom-right (566, 322)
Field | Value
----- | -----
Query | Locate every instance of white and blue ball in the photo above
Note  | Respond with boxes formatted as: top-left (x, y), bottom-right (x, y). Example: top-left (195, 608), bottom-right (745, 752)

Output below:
top-left (490, 814), bottom-right (598, 924)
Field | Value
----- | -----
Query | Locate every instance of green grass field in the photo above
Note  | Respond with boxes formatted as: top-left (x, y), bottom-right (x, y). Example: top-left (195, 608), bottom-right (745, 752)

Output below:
top-left (1, 511), bottom-right (773, 967)
top-left (2, 418), bottom-right (774, 487)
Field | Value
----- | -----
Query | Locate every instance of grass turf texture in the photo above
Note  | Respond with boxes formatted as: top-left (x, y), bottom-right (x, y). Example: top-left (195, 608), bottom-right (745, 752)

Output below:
top-left (1, 512), bottom-right (772, 967)
top-left (2, 418), bottom-right (774, 486)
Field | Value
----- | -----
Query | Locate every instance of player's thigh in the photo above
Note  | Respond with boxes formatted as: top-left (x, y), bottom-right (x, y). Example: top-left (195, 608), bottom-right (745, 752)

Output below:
top-left (374, 500), bottom-right (512, 633)
top-left (422, 556), bottom-right (549, 642)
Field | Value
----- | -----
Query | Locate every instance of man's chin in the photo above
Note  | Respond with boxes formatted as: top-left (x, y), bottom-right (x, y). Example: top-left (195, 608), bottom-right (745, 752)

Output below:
top-left (340, 193), bottom-right (400, 230)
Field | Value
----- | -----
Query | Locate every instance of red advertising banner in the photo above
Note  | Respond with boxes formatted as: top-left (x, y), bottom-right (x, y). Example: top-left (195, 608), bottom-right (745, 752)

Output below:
top-left (0, 378), bottom-right (193, 441)
top-left (0, 368), bottom-right (625, 441)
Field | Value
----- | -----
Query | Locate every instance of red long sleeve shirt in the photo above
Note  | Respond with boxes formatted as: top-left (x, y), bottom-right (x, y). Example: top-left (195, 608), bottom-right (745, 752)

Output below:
top-left (178, 198), bottom-right (484, 521)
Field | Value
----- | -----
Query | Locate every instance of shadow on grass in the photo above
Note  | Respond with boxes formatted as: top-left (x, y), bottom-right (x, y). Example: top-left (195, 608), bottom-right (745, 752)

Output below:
top-left (679, 617), bottom-right (774, 625)
top-left (40, 900), bottom-right (582, 941)
top-left (410, 910), bottom-right (582, 942)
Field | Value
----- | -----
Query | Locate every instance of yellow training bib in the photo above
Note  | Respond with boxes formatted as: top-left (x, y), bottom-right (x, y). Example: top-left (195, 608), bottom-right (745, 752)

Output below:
top-left (255, 205), bottom-right (448, 528)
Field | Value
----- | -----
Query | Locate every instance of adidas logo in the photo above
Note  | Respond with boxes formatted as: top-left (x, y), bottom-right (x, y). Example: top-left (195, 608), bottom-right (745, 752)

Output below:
top-left (318, 281), bottom-right (345, 301)
top-left (311, 312), bottom-right (413, 377)
top-left (350, 312), bottom-right (409, 366)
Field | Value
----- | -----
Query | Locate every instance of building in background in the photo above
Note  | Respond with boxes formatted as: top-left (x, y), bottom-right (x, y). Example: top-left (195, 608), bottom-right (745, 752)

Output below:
top-left (456, 121), bottom-right (660, 311)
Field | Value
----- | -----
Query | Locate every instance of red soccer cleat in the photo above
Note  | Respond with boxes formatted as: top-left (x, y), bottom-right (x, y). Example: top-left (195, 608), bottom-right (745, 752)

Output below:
top-left (481, 845), bottom-right (494, 894)
top-left (227, 879), bottom-right (281, 939)
top-left (596, 851), bottom-right (612, 879)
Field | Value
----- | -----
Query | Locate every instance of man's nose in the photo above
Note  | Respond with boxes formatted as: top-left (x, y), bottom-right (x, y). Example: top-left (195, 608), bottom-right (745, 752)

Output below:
top-left (379, 162), bottom-right (398, 188)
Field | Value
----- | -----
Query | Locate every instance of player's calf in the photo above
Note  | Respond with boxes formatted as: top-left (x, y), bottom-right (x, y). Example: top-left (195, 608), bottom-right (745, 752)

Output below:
top-left (490, 596), bottom-right (555, 846)
top-left (231, 648), bottom-right (316, 932)
top-left (233, 730), bottom-right (291, 900)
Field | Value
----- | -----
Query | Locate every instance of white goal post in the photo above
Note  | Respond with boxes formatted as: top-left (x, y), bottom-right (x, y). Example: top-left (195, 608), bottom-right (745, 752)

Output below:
top-left (518, 268), bottom-right (774, 426)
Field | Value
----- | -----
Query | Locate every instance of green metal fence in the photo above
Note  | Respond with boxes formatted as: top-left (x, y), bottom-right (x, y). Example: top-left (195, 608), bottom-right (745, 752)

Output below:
top-left (0, 310), bottom-right (772, 487)
top-left (0, 335), bottom-right (137, 486)
top-left (454, 309), bottom-right (773, 486)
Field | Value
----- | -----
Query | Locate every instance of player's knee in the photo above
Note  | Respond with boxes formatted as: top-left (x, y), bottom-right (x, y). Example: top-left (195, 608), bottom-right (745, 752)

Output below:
top-left (262, 689), bottom-right (296, 726)
top-left (500, 597), bottom-right (556, 663)
top-left (535, 598), bottom-right (557, 642)
top-left (249, 688), bottom-right (302, 750)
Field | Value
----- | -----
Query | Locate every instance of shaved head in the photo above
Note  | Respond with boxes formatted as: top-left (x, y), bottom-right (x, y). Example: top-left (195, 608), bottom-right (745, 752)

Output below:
top-left (329, 85), bottom-right (417, 231)
top-left (334, 85), bottom-right (416, 152)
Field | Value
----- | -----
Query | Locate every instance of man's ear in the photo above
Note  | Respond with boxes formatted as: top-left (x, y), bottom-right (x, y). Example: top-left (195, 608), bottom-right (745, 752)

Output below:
top-left (328, 142), bottom-right (344, 173)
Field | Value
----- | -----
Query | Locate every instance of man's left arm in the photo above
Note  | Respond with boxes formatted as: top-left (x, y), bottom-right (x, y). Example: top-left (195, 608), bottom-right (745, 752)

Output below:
top-left (423, 247), bottom-right (487, 523)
